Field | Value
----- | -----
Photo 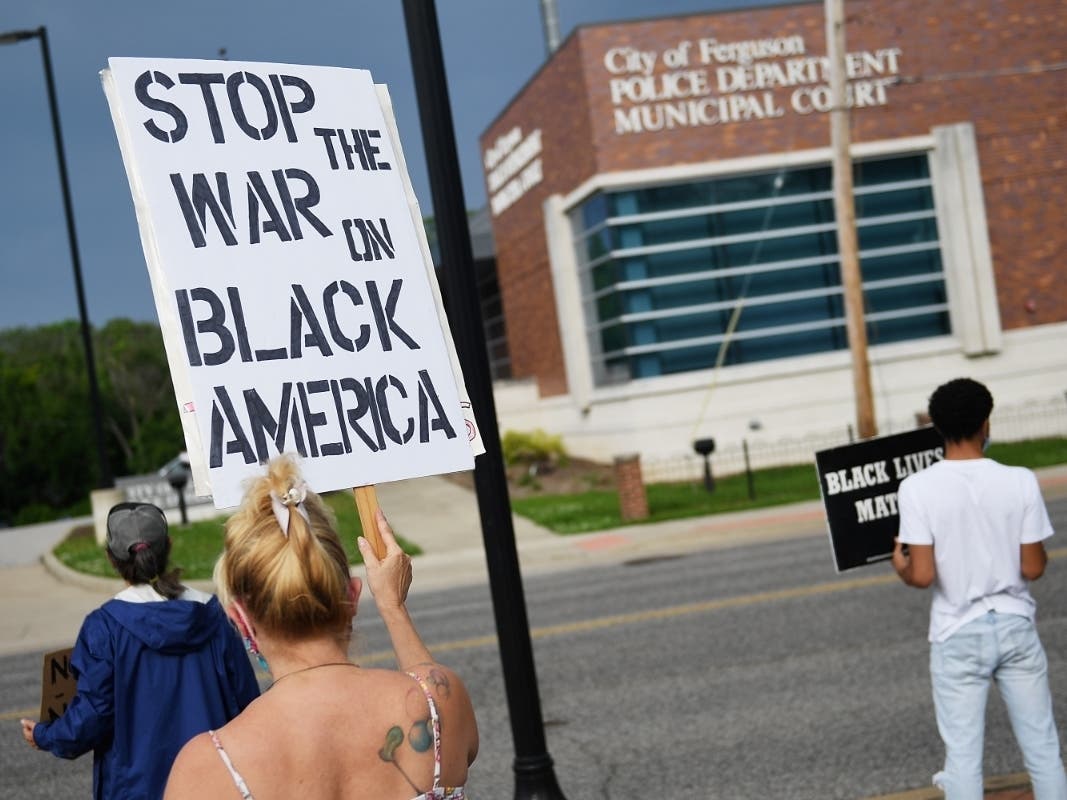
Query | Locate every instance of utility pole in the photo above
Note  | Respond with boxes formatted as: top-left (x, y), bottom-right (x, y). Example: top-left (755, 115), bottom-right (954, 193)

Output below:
top-left (825, 0), bottom-right (877, 439)
top-left (539, 0), bottom-right (562, 56)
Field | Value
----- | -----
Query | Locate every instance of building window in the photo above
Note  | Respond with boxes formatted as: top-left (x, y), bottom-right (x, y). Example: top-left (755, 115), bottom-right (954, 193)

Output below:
top-left (571, 154), bottom-right (949, 384)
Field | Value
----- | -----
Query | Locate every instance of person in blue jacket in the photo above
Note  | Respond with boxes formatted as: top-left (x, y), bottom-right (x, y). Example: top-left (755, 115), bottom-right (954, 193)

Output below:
top-left (20, 501), bottom-right (260, 800)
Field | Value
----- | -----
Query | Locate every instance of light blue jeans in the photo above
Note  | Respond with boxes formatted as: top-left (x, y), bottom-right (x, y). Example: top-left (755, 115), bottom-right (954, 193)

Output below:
top-left (930, 610), bottom-right (1067, 800)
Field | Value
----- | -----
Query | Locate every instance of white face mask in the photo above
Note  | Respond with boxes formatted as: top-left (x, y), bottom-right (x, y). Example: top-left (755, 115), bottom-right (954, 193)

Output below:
top-left (982, 435), bottom-right (991, 453)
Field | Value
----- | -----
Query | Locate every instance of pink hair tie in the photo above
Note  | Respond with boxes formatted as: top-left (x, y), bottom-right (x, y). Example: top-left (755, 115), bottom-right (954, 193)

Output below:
top-left (131, 542), bottom-right (150, 553)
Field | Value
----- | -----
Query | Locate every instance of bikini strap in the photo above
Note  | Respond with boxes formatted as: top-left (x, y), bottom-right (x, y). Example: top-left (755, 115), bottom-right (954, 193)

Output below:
top-left (406, 672), bottom-right (443, 790)
top-left (209, 729), bottom-right (255, 800)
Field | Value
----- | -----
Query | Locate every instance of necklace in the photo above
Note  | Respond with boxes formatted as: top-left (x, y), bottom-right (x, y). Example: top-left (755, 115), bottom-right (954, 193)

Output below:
top-left (269, 661), bottom-right (358, 688)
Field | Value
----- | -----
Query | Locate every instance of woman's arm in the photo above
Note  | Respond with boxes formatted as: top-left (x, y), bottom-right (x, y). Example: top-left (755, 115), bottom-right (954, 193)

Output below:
top-left (358, 510), bottom-right (433, 670)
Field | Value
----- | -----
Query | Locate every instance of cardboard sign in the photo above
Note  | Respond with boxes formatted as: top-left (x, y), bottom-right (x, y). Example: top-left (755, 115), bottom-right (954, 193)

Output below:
top-left (816, 426), bottom-right (943, 572)
top-left (101, 58), bottom-right (480, 507)
top-left (40, 647), bottom-right (76, 722)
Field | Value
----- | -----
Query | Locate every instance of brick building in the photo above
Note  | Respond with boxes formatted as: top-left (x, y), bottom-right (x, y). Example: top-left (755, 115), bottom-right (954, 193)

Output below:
top-left (477, 0), bottom-right (1066, 462)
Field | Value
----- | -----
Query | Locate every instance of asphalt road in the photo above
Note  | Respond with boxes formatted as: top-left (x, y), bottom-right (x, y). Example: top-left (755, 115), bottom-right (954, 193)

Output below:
top-left (2, 497), bottom-right (1066, 799)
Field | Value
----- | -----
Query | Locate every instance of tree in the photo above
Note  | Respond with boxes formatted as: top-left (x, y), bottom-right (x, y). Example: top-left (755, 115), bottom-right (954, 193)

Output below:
top-left (0, 322), bottom-right (96, 522)
top-left (96, 319), bottom-right (182, 474)
top-left (0, 319), bottom-right (182, 524)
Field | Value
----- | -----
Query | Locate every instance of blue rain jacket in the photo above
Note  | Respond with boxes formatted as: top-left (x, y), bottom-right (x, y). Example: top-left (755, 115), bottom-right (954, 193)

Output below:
top-left (33, 591), bottom-right (260, 799)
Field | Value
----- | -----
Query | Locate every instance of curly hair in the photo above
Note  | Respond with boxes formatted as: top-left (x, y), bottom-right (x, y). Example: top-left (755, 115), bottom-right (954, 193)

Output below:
top-left (927, 377), bottom-right (994, 443)
top-left (214, 456), bottom-right (353, 641)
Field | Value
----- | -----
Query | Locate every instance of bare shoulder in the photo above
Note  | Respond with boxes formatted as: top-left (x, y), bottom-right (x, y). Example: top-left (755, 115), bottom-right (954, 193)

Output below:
top-left (403, 663), bottom-right (472, 707)
top-left (403, 663), bottom-right (479, 763)
top-left (164, 731), bottom-right (220, 799)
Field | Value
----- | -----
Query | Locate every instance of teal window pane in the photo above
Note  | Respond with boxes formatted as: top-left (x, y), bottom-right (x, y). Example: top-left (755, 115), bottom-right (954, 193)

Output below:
top-left (860, 249), bottom-right (942, 281)
top-left (868, 312), bottom-right (949, 344)
top-left (658, 346), bottom-right (716, 374)
top-left (612, 215), bottom-right (713, 248)
top-left (858, 217), bottom-right (938, 250)
top-left (865, 282), bottom-right (946, 314)
top-left (576, 152), bottom-right (949, 384)
top-left (596, 292), bottom-right (623, 320)
top-left (637, 248), bottom-right (720, 280)
top-left (580, 229), bottom-right (611, 264)
top-left (855, 155), bottom-right (928, 185)
top-left (580, 193), bottom-right (609, 232)
top-left (743, 263), bottom-right (841, 297)
top-left (856, 186), bottom-right (934, 218)
top-left (728, 328), bottom-right (846, 365)
top-left (599, 324), bottom-right (627, 354)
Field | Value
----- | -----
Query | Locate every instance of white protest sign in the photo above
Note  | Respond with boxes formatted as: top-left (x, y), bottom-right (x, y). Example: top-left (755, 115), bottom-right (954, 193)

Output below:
top-left (102, 58), bottom-right (476, 507)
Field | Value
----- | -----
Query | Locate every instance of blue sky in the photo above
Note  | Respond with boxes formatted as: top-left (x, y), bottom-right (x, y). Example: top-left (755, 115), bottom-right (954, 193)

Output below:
top-left (1, 0), bottom-right (781, 330)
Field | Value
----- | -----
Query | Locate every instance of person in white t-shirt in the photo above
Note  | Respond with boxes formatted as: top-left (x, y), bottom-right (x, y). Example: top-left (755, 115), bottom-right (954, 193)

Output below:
top-left (893, 377), bottom-right (1067, 800)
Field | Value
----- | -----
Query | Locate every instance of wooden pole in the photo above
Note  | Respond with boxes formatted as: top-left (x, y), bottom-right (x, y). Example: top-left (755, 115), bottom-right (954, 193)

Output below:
top-left (826, 0), bottom-right (877, 439)
top-left (351, 485), bottom-right (385, 559)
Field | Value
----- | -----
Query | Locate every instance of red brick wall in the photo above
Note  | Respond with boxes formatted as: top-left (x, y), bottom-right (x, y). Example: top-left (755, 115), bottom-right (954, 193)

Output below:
top-left (480, 0), bottom-right (1067, 396)
top-left (481, 38), bottom-right (598, 397)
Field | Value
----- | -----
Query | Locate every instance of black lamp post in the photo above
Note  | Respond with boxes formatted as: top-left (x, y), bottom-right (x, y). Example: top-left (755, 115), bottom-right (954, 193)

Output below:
top-left (0, 25), bottom-right (111, 487)
top-left (400, 3), bottom-right (567, 797)
top-left (693, 437), bottom-right (716, 493)
top-left (163, 453), bottom-right (191, 526)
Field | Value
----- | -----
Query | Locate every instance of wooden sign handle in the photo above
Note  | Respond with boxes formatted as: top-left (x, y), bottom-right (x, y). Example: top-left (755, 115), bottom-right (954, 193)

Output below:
top-left (352, 485), bottom-right (385, 560)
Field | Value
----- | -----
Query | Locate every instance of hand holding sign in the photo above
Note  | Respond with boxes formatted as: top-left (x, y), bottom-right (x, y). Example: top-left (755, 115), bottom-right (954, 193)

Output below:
top-left (357, 509), bottom-right (412, 610)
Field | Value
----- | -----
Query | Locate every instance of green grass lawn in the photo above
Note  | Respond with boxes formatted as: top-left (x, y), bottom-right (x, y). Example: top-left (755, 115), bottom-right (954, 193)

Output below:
top-left (512, 464), bottom-right (820, 534)
top-left (51, 436), bottom-right (1067, 568)
top-left (53, 491), bottom-right (421, 581)
top-left (511, 436), bottom-right (1067, 534)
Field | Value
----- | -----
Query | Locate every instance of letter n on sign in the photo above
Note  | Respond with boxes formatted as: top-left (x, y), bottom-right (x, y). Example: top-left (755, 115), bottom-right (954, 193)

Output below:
top-left (40, 647), bottom-right (76, 722)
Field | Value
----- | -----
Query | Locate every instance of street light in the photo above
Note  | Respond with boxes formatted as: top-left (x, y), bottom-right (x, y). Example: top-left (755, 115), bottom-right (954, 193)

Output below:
top-left (1, 25), bottom-right (112, 487)
top-left (401, 4), bottom-right (568, 798)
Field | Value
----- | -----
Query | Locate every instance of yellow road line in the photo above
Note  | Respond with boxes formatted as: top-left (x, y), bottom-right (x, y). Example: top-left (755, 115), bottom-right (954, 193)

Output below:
top-left (357, 570), bottom-right (902, 665)
top-left (7, 547), bottom-right (1066, 715)
top-left (362, 544), bottom-right (1067, 663)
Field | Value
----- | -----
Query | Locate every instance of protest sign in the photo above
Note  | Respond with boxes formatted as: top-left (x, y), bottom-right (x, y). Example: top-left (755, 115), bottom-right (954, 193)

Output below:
top-left (40, 647), bottom-right (76, 722)
top-left (101, 59), bottom-right (480, 509)
top-left (815, 426), bottom-right (943, 572)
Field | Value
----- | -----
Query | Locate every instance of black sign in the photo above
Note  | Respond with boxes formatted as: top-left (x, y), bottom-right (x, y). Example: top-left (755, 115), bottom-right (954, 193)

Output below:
top-left (815, 426), bottom-right (944, 572)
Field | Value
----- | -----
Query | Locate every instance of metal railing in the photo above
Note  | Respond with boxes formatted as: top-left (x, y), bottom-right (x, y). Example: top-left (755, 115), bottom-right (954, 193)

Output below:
top-left (639, 393), bottom-right (1067, 487)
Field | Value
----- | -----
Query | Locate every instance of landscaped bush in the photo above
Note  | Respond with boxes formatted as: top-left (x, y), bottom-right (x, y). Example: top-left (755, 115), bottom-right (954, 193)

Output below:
top-left (501, 429), bottom-right (568, 467)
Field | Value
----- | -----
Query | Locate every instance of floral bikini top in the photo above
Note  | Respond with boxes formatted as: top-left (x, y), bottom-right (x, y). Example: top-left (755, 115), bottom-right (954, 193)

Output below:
top-left (209, 672), bottom-right (465, 800)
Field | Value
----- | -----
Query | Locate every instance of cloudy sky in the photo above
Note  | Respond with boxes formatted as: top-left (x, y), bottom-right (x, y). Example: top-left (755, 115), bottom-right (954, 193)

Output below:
top-left (1, 0), bottom-right (782, 330)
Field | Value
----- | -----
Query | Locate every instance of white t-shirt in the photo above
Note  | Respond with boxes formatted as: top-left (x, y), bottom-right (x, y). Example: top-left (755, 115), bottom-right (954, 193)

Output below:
top-left (897, 458), bottom-right (1053, 643)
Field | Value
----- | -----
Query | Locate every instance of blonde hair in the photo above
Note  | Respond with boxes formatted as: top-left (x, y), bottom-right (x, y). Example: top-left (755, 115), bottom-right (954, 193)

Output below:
top-left (215, 455), bottom-right (352, 640)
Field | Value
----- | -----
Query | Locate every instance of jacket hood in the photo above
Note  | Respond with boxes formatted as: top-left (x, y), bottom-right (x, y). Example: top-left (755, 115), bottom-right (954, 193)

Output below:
top-left (101, 595), bottom-right (228, 654)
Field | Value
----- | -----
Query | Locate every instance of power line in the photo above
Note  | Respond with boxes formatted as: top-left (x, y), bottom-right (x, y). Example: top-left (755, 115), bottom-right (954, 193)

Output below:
top-left (893, 61), bottom-right (1067, 84)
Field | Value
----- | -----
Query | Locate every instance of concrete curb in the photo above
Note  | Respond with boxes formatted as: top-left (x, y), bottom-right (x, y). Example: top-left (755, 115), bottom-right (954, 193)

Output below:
top-left (860, 771), bottom-right (1032, 799)
top-left (26, 463), bottom-right (1067, 596)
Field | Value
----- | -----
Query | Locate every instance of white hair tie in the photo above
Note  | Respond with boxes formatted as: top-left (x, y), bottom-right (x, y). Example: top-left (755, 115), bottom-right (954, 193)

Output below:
top-left (270, 482), bottom-right (310, 537)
